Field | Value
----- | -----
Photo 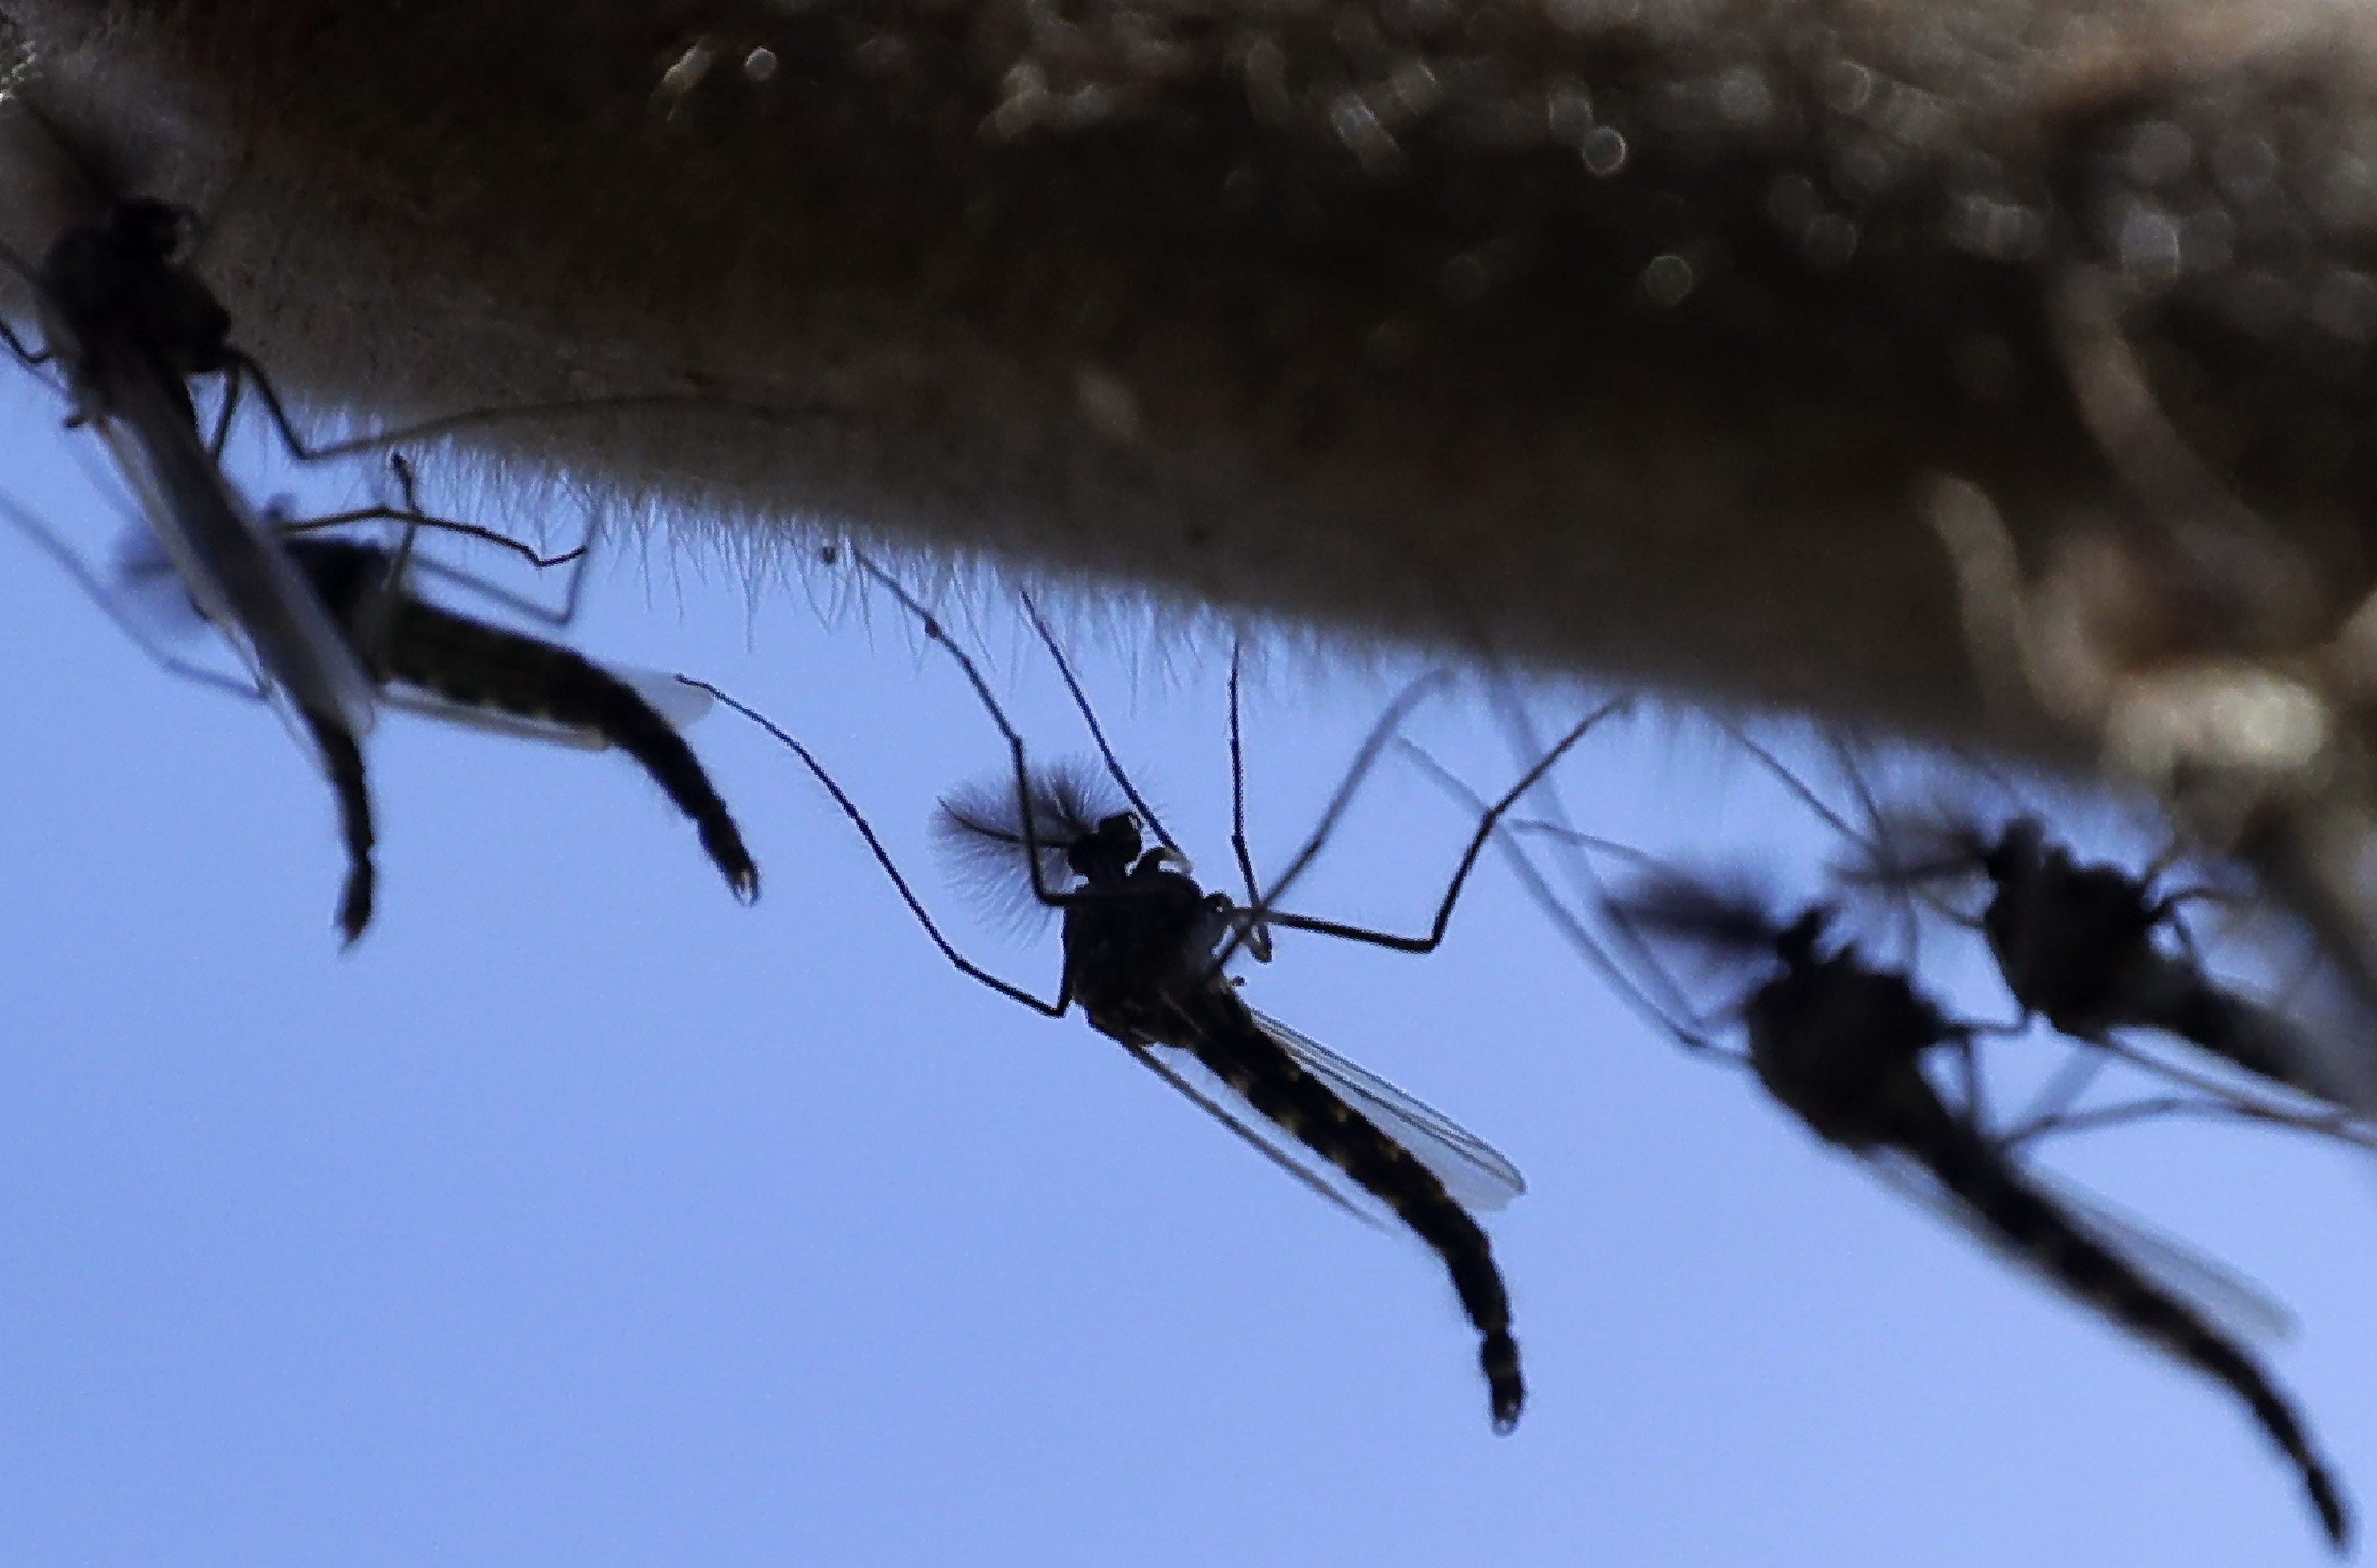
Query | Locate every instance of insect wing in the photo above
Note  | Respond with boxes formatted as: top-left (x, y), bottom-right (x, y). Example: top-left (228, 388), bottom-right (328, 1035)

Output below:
top-left (380, 658), bottom-right (713, 751)
top-left (1127, 1040), bottom-right (1379, 1228)
top-left (1250, 1008), bottom-right (1527, 1211)
top-left (95, 372), bottom-right (377, 737)
top-left (1865, 1152), bottom-right (2291, 1345)
top-left (616, 662), bottom-right (714, 729)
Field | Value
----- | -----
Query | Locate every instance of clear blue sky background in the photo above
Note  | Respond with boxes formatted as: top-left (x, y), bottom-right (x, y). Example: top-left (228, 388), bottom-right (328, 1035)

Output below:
top-left (0, 368), bottom-right (2371, 1566)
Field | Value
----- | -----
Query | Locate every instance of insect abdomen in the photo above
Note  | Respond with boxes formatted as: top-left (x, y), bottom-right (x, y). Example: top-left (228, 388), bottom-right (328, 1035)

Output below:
top-left (300, 707), bottom-right (376, 946)
top-left (1195, 1022), bottom-right (1524, 1432)
top-left (1917, 1112), bottom-right (2348, 1547)
top-left (389, 606), bottom-right (758, 899)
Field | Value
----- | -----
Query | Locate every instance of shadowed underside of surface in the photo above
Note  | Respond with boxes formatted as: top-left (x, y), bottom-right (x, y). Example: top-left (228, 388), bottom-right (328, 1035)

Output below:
top-left (4, 0), bottom-right (2377, 750)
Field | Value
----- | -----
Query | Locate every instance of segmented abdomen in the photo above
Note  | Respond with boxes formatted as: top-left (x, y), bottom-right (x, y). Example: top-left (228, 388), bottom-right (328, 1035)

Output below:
top-left (1912, 1106), bottom-right (2348, 1547)
top-left (300, 707), bottom-right (376, 947)
top-left (1192, 1018), bottom-right (1524, 1432)
top-left (387, 605), bottom-right (757, 899)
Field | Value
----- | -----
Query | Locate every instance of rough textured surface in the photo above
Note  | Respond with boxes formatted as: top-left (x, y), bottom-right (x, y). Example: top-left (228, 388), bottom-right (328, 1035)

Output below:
top-left (6, 0), bottom-right (2377, 746)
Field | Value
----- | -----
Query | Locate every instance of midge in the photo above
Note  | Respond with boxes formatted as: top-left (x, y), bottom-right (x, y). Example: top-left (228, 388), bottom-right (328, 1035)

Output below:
top-left (687, 559), bottom-right (1626, 1430)
top-left (0, 189), bottom-right (386, 933)
top-left (1861, 812), bottom-right (2356, 1115)
top-left (2, 456), bottom-right (758, 931)
top-left (1601, 868), bottom-right (2351, 1551)
top-left (1718, 731), bottom-right (2374, 1147)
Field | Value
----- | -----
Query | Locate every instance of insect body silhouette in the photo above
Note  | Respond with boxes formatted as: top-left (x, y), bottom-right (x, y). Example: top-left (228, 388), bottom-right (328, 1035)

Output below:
top-left (1, 461), bottom-right (758, 926)
top-left (1611, 873), bottom-right (2351, 1550)
top-left (1, 196), bottom-right (387, 937)
top-left (689, 562), bottom-right (1621, 1430)
top-left (282, 529), bottom-right (758, 902)
top-left (1886, 816), bottom-right (2341, 1108)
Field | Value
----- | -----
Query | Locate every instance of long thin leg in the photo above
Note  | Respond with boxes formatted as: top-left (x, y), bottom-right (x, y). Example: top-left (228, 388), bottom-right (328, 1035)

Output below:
top-left (852, 552), bottom-right (1090, 913)
top-left (1247, 696), bottom-right (1629, 957)
top-left (1017, 586), bottom-right (1177, 853)
top-left (1404, 742), bottom-right (1727, 1055)
top-left (275, 505), bottom-right (587, 574)
top-left (1472, 675), bottom-right (1696, 1031)
top-left (681, 676), bottom-right (1067, 1017)
top-left (205, 361), bottom-right (242, 460)
top-left (2004, 1093), bottom-right (2377, 1153)
top-left (387, 451), bottom-right (592, 627)
top-left (1227, 641), bottom-right (1273, 963)
top-left (1202, 670), bottom-right (1454, 972)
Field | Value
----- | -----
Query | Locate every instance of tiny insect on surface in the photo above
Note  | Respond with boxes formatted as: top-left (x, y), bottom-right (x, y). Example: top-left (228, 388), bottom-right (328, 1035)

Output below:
top-left (1596, 867), bottom-right (2353, 1551)
top-left (683, 554), bottom-right (1625, 1432)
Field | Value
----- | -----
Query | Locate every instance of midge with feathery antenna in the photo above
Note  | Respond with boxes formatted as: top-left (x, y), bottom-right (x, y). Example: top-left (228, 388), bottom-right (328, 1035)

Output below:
top-left (685, 555), bottom-right (1628, 1432)
top-left (0, 452), bottom-right (759, 933)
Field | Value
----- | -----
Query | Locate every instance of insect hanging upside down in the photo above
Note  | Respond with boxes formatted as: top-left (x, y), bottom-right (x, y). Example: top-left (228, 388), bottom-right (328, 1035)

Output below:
top-left (1884, 815), bottom-right (2347, 1108)
top-left (688, 555), bottom-right (1623, 1431)
top-left (937, 762), bottom-right (1533, 1430)
top-left (282, 529), bottom-right (761, 907)
top-left (1608, 874), bottom-right (2352, 1551)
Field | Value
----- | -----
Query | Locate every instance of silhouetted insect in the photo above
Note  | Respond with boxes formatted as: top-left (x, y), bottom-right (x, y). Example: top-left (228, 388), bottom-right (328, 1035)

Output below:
top-left (1859, 813), bottom-right (2351, 1104)
top-left (685, 556), bottom-right (1625, 1431)
top-left (1597, 868), bottom-right (2350, 1551)
top-left (1, 456), bottom-right (757, 929)
top-left (0, 196), bottom-right (387, 928)
top-left (1709, 729), bottom-right (2373, 1146)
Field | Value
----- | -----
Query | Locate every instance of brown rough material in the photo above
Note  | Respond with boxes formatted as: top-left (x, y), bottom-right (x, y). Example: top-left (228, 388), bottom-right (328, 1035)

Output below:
top-left (6, 0), bottom-right (2377, 747)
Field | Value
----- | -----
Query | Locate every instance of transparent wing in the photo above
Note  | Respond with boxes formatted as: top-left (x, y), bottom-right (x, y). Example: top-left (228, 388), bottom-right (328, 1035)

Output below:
top-left (1250, 1008), bottom-right (1527, 1211)
top-left (1864, 1151), bottom-right (2291, 1345)
top-left (1127, 1041), bottom-right (1380, 1229)
top-left (108, 522), bottom-right (212, 642)
top-left (618, 663), bottom-right (714, 729)
top-left (377, 685), bottom-right (609, 750)
top-left (93, 374), bottom-right (377, 738)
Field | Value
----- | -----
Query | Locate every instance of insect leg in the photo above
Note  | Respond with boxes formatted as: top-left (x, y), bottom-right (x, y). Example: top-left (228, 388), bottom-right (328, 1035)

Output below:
top-left (1224, 640), bottom-right (1273, 963)
top-left (1401, 742), bottom-right (1738, 1059)
top-left (682, 677), bottom-right (1067, 1017)
top-left (1246, 694), bottom-right (1627, 959)
top-left (849, 553), bottom-right (1088, 914)
top-left (1016, 586), bottom-right (1177, 854)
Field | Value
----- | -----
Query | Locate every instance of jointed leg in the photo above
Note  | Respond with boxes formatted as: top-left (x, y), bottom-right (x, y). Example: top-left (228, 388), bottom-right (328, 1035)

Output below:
top-left (1017, 586), bottom-right (1177, 854)
top-left (1248, 694), bottom-right (1628, 957)
top-left (1226, 642), bottom-right (1273, 963)
top-left (683, 675), bottom-right (1067, 1017)
top-left (852, 553), bottom-right (1088, 913)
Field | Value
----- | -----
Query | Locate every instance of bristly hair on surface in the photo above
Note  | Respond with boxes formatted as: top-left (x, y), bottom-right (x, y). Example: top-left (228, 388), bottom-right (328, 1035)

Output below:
top-left (933, 757), bottom-right (1134, 929)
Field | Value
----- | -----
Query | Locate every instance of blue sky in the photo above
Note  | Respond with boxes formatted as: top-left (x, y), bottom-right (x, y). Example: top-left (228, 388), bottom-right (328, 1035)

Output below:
top-left (0, 367), bottom-right (2370, 1566)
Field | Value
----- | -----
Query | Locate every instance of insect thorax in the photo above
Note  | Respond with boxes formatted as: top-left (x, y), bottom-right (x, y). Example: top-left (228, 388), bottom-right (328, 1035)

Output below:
top-left (1983, 859), bottom-right (2164, 1032)
top-left (1063, 860), bottom-right (1239, 1036)
top-left (1746, 956), bottom-right (1949, 1147)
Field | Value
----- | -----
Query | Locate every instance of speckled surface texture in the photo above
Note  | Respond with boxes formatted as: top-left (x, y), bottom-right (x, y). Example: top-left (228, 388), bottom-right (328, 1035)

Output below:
top-left (5, 0), bottom-right (2375, 746)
